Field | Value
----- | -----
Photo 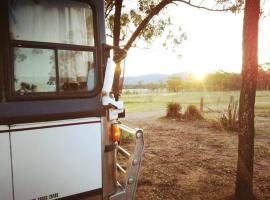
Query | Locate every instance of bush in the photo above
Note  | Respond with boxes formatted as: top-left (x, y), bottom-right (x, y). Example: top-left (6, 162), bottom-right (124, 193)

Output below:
top-left (166, 102), bottom-right (182, 119)
top-left (184, 105), bottom-right (203, 120)
top-left (220, 98), bottom-right (239, 131)
top-left (220, 113), bottom-right (239, 131)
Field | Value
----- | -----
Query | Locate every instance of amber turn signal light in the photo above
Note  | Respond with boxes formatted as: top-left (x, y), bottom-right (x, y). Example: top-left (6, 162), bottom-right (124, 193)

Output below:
top-left (111, 124), bottom-right (121, 142)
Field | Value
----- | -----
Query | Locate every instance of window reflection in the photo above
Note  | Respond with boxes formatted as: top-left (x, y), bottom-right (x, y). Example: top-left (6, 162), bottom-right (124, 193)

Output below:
top-left (14, 48), bottom-right (56, 94)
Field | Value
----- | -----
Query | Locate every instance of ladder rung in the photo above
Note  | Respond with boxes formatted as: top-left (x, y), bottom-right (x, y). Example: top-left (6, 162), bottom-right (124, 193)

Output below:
top-left (117, 181), bottom-right (123, 188)
top-left (116, 163), bottom-right (126, 174)
top-left (118, 124), bottom-right (136, 135)
top-left (117, 145), bottom-right (131, 158)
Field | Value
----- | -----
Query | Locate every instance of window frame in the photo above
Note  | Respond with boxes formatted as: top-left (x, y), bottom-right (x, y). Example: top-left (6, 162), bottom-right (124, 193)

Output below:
top-left (0, 50), bottom-right (3, 103)
top-left (5, 0), bottom-right (101, 101)
top-left (0, 28), bottom-right (3, 102)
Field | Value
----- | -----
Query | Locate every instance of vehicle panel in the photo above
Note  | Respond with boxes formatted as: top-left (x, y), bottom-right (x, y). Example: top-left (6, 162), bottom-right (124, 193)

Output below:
top-left (0, 129), bottom-right (13, 200)
top-left (10, 119), bottom-right (102, 200)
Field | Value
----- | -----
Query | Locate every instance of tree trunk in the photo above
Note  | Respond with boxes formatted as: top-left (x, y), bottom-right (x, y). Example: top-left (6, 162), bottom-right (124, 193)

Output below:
top-left (112, 0), bottom-right (123, 100)
top-left (110, 0), bottom-right (176, 100)
top-left (235, 0), bottom-right (260, 199)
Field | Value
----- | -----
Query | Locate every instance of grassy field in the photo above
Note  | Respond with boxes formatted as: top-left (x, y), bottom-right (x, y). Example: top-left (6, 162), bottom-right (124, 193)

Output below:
top-left (121, 90), bottom-right (270, 135)
top-left (122, 90), bottom-right (270, 113)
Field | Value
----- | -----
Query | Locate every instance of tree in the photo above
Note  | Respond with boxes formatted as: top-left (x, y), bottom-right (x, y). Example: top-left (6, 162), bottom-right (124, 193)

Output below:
top-left (235, 0), bottom-right (260, 199)
top-left (203, 71), bottom-right (242, 91)
top-left (257, 64), bottom-right (270, 90)
top-left (166, 76), bottom-right (182, 92)
top-left (105, 0), bottom-right (243, 99)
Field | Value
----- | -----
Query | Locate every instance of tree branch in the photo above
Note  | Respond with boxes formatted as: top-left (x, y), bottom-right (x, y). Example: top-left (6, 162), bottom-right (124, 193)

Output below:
top-left (106, 33), bottom-right (113, 38)
top-left (124, 0), bottom-right (173, 51)
top-left (173, 0), bottom-right (240, 12)
top-left (123, 0), bottom-right (239, 52)
top-left (105, 0), bottom-right (114, 18)
top-left (129, 45), bottom-right (152, 50)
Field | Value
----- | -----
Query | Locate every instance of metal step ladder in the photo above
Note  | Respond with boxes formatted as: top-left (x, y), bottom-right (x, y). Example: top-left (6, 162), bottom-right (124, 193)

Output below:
top-left (110, 124), bottom-right (144, 200)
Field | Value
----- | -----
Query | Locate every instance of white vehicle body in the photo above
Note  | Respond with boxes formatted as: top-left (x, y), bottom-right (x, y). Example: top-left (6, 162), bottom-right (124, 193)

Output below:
top-left (1, 118), bottom-right (102, 200)
top-left (10, 118), bottom-right (102, 200)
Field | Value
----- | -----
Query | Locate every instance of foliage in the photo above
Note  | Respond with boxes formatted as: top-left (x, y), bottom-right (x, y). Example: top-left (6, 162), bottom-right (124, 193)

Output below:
top-left (257, 64), bottom-right (270, 90)
top-left (204, 71), bottom-right (242, 91)
top-left (105, 0), bottom-right (187, 49)
top-left (125, 72), bottom-right (243, 91)
top-left (125, 68), bottom-right (270, 92)
top-left (166, 103), bottom-right (203, 120)
top-left (181, 71), bottom-right (242, 91)
top-left (184, 105), bottom-right (203, 120)
top-left (220, 96), bottom-right (239, 131)
top-left (105, 0), bottom-right (243, 58)
top-left (166, 76), bottom-right (182, 92)
top-left (16, 82), bottom-right (37, 94)
top-left (166, 102), bottom-right (182, 119)
top-left (106, 0), bottom-right (244, 98)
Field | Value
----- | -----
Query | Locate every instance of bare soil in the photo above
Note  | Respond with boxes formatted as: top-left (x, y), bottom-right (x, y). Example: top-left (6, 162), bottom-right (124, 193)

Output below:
top-left (122, 111), bottom-right (270, 200)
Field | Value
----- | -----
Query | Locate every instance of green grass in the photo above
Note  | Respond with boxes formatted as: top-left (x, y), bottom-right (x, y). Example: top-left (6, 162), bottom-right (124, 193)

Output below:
top-left (121, 90), bottom-right (270, 135)
top-left (121, 90), bottom-right (270, 114)
top-left (121, 91), bottom-right (238, 112)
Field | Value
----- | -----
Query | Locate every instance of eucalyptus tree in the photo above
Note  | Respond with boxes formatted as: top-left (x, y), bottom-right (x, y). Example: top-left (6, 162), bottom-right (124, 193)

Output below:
top-left (105, 0), bottom-right (243, 99)
top-left (236, 0), bottom-right (260, 199)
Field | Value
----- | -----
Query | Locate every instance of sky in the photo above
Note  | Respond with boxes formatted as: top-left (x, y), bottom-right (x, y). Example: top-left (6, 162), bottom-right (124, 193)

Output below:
top-left (123, 2), bottom-right (270, 77)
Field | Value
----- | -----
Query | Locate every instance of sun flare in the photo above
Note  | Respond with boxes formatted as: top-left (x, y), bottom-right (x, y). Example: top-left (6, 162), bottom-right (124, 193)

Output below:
top-left (193, 71), bottom-right (205, 80)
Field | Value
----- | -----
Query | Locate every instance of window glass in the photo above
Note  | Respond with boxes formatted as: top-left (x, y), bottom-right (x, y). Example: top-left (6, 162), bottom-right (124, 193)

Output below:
top-left (9, 0), bottom-right (94, 46)
top-left (14, 48), bottom-right (56, 94)
top-left (57, 50), bottom-right (95, 92)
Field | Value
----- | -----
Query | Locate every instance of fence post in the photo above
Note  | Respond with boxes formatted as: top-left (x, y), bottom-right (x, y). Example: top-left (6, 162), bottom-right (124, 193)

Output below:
top-left (228, 96), bottom-right (235, 127)
top-left (200, 97), bottom-right (204, 113)
top-left (217, 97), bottom-right (221, 110)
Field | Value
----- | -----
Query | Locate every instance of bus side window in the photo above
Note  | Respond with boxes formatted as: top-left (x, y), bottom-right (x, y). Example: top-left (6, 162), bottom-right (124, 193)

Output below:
top-left (9, 0), bottom-right (96, 96)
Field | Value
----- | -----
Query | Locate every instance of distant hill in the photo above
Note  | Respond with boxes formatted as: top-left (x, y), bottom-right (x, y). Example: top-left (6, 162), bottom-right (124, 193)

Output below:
top-left (124, 72), bottom-right (189, 85)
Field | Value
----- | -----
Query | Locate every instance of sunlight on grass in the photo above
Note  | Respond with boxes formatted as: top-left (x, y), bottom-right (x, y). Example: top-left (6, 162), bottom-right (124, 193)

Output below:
top-left (122, 91), bottom-right (242, 113)
top-left (122, 91), bottom-right (270, 113)
top-left (122, 90), bottom-right (270, 134)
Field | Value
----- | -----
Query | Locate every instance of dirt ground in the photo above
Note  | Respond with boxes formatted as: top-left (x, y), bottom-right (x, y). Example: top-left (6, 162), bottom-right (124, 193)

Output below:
top-left (122, 111), bottom-right (270, 200)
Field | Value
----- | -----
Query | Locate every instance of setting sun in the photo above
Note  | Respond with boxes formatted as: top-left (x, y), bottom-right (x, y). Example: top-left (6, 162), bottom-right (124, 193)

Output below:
top-left (193, 71), bottom-right (206, 80)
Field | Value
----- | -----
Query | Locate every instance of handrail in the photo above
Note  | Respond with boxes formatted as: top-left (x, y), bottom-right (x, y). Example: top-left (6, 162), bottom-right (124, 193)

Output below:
top-left (109, 125), bottom-right (144, 200)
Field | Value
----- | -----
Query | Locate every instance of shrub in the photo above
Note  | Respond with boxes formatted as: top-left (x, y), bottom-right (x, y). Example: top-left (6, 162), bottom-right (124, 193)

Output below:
top-left (166, 102), bottom-right (182, 119)
top-left (184, 105), bottom-right (203, 120)
top-left (220, 97), bottom-right (239, 131)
